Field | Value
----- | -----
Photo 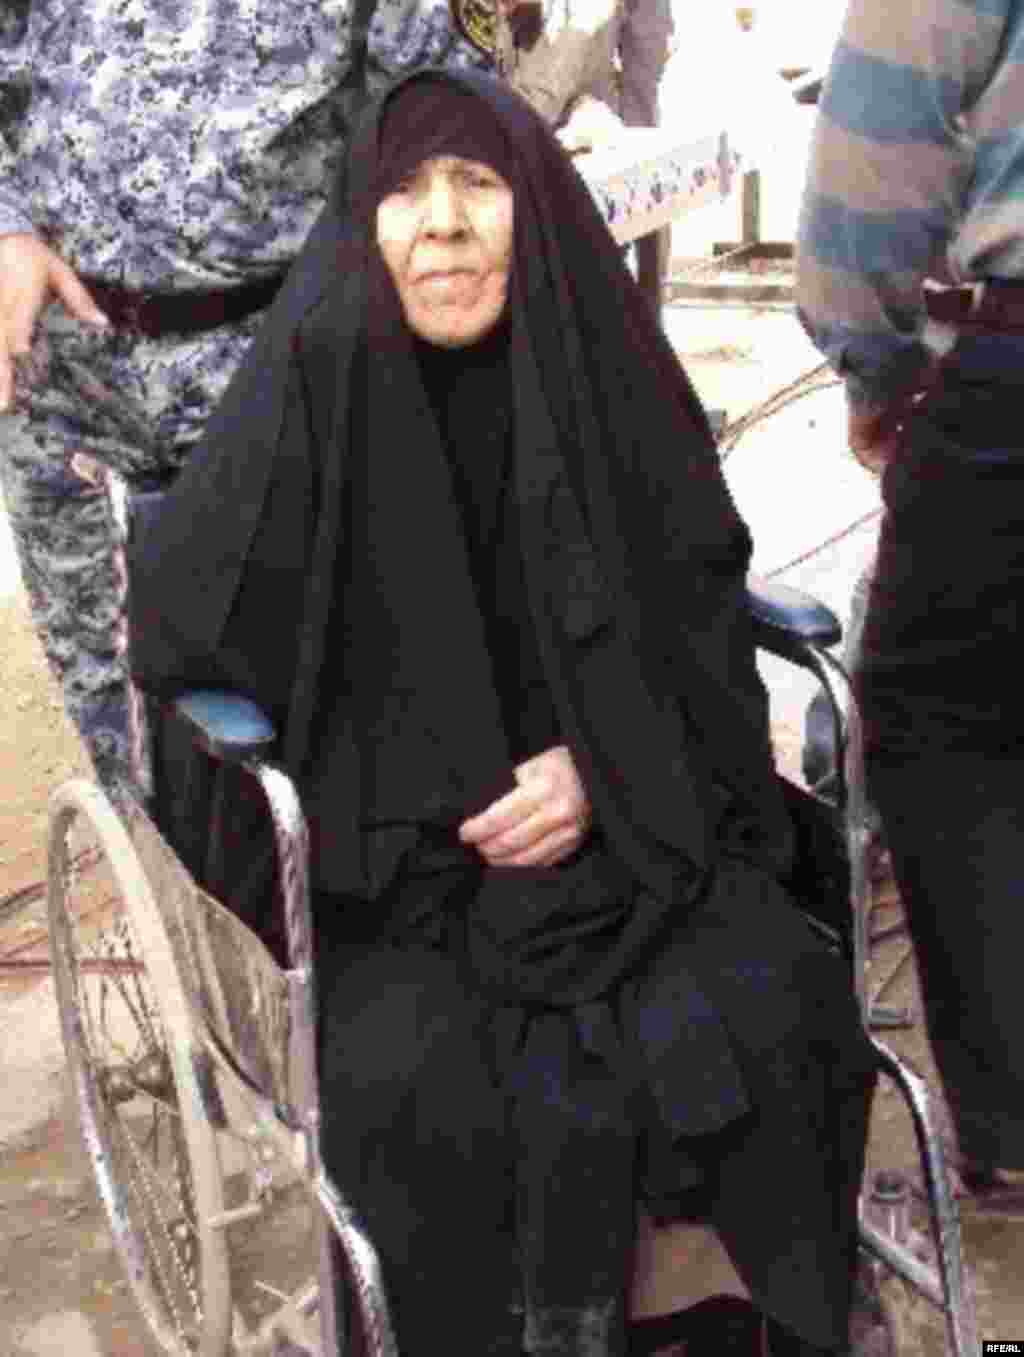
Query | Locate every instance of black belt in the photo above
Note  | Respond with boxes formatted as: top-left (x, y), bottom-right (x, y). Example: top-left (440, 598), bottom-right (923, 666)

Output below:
top-left (81, 273), bottom-right (286, 339)
top-left (924, 279), bottom-right (1024, 333)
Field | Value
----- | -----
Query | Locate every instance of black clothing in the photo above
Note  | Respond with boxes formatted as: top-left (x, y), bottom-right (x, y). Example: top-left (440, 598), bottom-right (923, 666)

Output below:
top-left (860, 337), bottom-right (1024, 758)
top-left (412, 323), bottom-right (560, 761)
top-left (859, 336), bottom-right (1024, 1167)
top-left (131, 70), bottom-right (874, 1356)
top-left (869, 755), bottom-right (1024, 1167)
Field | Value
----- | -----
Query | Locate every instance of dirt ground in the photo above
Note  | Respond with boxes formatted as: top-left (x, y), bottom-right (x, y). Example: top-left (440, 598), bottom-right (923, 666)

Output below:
top-left (0, 595), bottom-right (158, 1355)
top-left (2, 299), bottom-right (1023, 1355)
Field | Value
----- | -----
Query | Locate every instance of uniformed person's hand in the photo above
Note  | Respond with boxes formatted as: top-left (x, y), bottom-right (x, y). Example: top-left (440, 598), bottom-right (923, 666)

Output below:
top-left (458, 744), bottom-right (593, 868)
top-left (0, 233), bottom-right (108, 412)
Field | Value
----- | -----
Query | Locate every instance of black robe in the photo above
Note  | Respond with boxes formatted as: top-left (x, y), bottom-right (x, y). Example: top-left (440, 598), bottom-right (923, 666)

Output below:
top-left (130, 70), bottom-right (876, 1356)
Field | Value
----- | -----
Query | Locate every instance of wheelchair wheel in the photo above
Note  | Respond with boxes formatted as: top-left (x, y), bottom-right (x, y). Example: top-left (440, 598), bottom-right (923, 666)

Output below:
top-left (47, 778), bottom-right (232, 1356)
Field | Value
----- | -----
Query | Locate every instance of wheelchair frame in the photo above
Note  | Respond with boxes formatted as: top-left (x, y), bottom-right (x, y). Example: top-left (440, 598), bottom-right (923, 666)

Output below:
top-left (44, 470), bottom-right (979, 1357)
top-left (748, 576), bottom-right (976, 1357)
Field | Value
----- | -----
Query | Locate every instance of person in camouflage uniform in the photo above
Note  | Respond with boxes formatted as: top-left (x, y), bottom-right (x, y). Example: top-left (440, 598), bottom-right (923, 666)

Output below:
top-left (0, 0), bottom-right (505, 788)
top-left (0, 0), bottom-right (650, 792)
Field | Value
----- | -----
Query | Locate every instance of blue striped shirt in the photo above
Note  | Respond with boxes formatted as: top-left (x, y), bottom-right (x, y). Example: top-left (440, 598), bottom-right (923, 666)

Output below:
top-left (796, 0), bottom-right (1024, 411)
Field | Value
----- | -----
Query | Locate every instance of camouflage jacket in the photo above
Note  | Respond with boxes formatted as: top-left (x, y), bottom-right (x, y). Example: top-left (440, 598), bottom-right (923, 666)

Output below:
top-left (0, 0), bottom-right (492, 289)
top-left (0, 0), bottom-right (631, 294)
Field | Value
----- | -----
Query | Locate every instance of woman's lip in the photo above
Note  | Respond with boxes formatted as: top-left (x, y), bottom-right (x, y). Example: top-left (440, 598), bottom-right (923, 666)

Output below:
top-left (416, 268), bottom-right (475, 282)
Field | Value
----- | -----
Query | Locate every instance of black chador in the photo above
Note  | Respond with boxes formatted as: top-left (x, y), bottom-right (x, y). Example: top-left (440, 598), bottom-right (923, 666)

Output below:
top-left (131, 70), bottom-right (876, 1357)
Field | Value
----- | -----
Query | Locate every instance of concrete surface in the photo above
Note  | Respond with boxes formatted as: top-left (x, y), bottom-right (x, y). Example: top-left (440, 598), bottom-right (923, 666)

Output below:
top-left (17, 1311), bottom-right (104, 1357)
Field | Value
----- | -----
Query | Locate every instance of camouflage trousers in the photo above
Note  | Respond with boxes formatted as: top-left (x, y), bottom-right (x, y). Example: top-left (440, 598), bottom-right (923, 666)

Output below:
top-left (0, 305), bottom-right (265, 790)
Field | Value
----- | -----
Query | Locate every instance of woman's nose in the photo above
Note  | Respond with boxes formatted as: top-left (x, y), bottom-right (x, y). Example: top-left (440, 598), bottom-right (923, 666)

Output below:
top-left (423, 178), bottom-right (465, 234)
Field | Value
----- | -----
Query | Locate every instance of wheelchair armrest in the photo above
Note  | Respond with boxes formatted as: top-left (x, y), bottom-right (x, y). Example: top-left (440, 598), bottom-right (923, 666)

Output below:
top-left (172, 690), bottom-right (278, 764)
top-left (746, 573), bottom-right (842, 652)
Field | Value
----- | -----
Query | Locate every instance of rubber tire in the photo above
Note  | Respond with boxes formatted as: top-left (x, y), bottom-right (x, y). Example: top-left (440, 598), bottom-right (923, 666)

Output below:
top-left (47, 778), bottom-right (232, 1356)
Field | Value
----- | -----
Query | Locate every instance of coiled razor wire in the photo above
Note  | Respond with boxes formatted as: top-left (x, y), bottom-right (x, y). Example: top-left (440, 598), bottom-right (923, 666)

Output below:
top-left (666, 245), bottom-right (881, 586)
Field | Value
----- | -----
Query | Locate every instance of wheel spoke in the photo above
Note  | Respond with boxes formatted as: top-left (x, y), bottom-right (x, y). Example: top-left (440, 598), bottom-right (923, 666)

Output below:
top-left (78, 923), bottom-right (203, 1339)
top-left (47, 781), bottom-right (232, 1356)
top-left (49, 783), bottom-right (330, 1356)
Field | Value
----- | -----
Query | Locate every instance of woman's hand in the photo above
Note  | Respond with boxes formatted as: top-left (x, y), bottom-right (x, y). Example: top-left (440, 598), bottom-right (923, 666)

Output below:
top-left (0, 233), bottom-right (108, 411)
top-left (458, 744), bottom-right (593, 868)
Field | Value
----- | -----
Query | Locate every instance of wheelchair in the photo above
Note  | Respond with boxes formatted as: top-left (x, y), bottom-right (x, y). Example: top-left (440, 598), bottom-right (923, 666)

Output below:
top-left (45, 467), bottom-right (980, 1357)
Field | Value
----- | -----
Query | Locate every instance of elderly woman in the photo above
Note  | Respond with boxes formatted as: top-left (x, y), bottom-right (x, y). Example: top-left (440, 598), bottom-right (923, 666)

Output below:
top-left (131, 69), bottom-right (875, 1357)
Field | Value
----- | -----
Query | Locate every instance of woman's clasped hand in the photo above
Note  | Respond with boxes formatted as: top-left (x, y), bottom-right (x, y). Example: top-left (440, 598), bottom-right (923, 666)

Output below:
top-left (458, 743), bottom-right (592, 867)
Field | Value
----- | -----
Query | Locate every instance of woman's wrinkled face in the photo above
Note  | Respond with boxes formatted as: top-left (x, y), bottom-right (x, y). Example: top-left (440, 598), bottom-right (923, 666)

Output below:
top-left (376, 155), bottom-right (514, 349)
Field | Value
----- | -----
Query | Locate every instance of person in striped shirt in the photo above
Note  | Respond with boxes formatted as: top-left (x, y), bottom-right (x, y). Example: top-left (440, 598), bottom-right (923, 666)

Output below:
top-left (797, 0), bottom-right (1024, 1207)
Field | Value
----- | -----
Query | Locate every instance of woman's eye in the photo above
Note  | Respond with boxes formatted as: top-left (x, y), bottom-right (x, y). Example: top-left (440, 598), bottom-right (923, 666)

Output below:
top-left (456, 170), bottom-right (495, 189)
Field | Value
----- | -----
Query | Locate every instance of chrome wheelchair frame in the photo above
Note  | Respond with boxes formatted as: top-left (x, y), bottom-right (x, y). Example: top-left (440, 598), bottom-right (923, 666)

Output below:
top-left (44, 470), bottom-right (979, 1357)
top-left (748, 575), bottom-right (976, 1357)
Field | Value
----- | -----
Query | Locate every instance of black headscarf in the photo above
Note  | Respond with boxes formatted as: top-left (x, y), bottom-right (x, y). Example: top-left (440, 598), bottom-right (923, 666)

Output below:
top-left (130, 69), bottom-right (874, 1354)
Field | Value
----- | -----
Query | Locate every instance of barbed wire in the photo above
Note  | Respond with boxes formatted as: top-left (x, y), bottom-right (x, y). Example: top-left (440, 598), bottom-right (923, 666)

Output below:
top-left (719, 361), bottom-right (839, 456)
top-left (764, 506), bottom-right (882, 580)
top-left (0, 878), bottom-right (45, 925)
top-left (676, 240), bottom-right (756, 279)
top-left (662, 240), bottom-right (881, 585)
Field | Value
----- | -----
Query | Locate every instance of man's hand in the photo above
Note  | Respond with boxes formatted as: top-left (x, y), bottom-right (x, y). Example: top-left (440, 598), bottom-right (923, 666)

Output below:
top-left (458, 744), bottom-right (593, 868)
top-left (848, 365), bottom-right (941, 475)
top-left (0, 233), bottom-right (108, 412)
top-left (847, 405), bottom-right (906, 476)
top-left (556, 95), bottom-right (625, 155)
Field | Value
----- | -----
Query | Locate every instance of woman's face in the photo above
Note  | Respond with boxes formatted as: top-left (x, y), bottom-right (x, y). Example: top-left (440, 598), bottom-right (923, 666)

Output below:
top-left (376, 154), bottom-right (514, 349)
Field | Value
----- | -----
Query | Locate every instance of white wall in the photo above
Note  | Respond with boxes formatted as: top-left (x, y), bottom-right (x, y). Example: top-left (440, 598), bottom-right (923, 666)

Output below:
top-left (660, 0), bottom-right (847, 249)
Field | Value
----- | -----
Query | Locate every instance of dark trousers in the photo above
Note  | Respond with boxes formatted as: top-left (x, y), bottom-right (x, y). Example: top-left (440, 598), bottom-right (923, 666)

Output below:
top-left (858, 336), bottom-right (1024, 1167)
top-left (869, 756), bottom-right (1024, 1166)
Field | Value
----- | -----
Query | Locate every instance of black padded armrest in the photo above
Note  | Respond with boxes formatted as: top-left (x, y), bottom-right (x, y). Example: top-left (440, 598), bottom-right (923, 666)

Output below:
top-left (172, 690), bottom-right (278, 763)
top-left (746, 573), bottom-right (842, 649)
